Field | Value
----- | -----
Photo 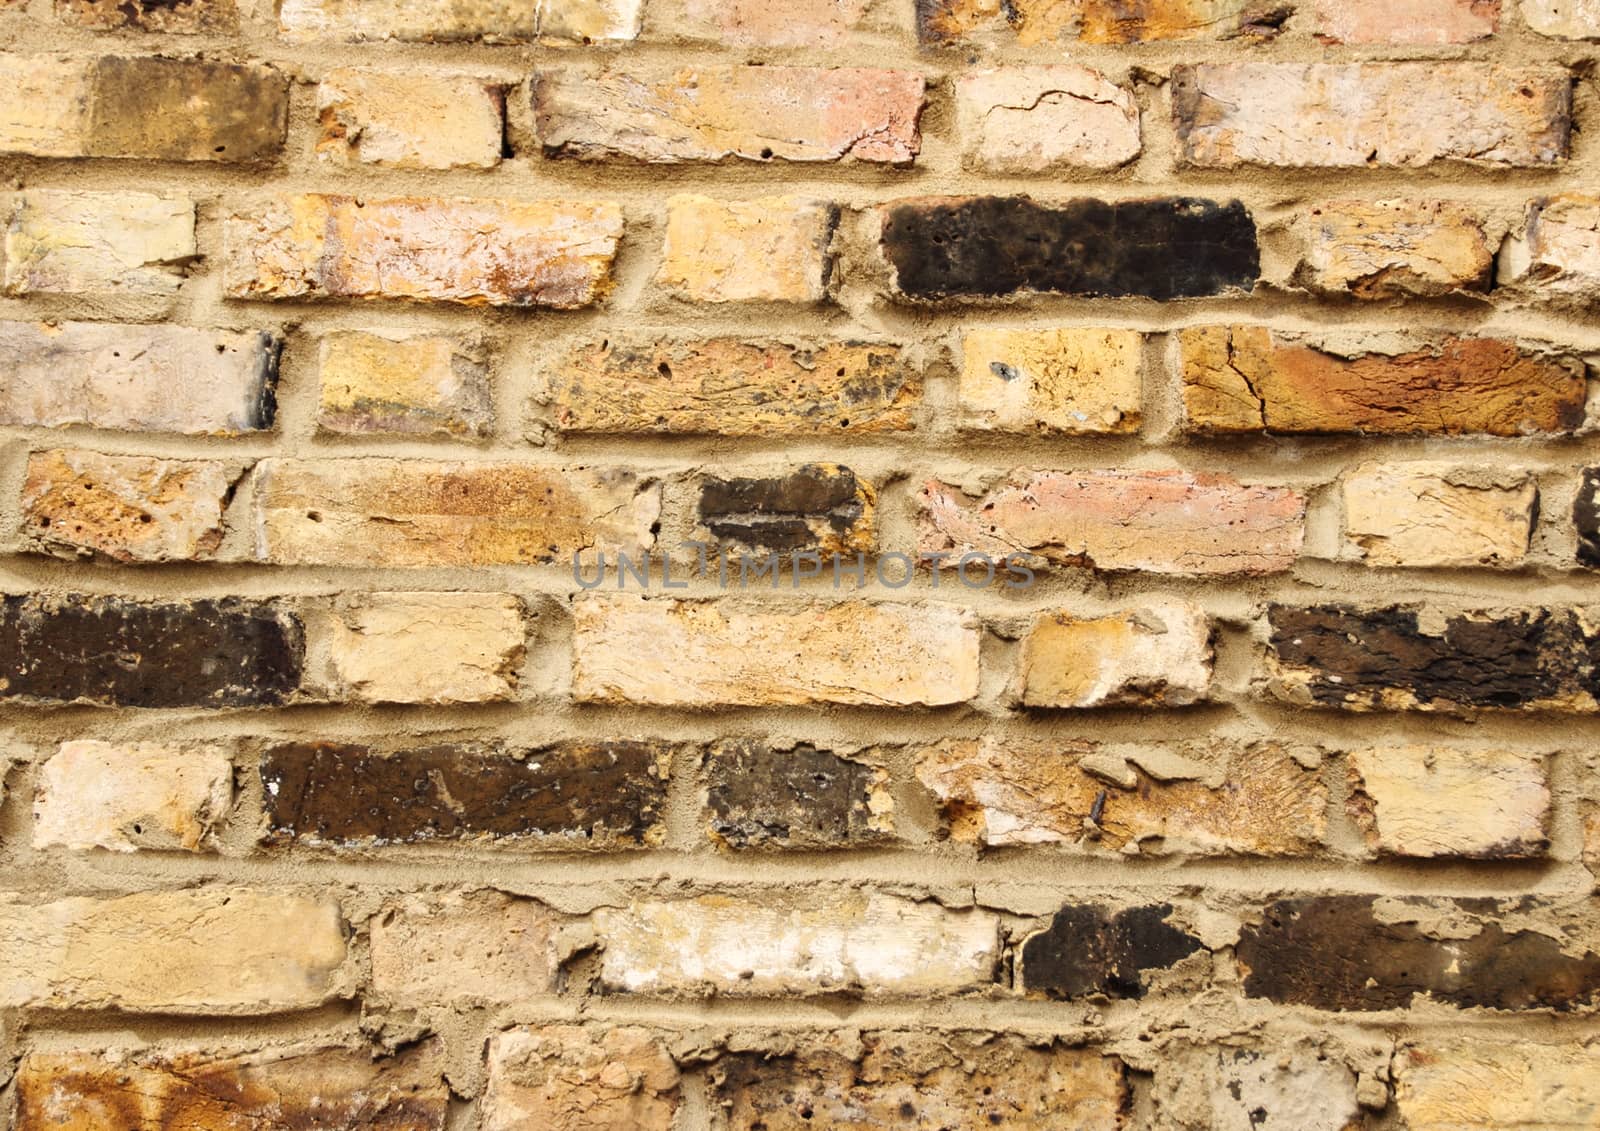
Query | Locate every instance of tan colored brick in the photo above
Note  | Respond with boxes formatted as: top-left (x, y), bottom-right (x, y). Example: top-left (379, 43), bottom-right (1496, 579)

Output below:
top-left (370, 891), bottom-right (563, 1006)
top-left (318, 330), bottom-right (493, 437)
top-left (1342, 462), bottom-right (1537, 568)
top-left (1396, 1040), bottom-right (1600, 1129)
top-left (33, 740), bottom-right (232, 853)
top-left (959, 329), bottom-right (1140, 434)
top-left (280, 0), bottom-right (640, 41)
top-left (307, 592), bottom-right (525, 704)
top-left (54, 0), bottom-right (240, 31)
top-left (1347, 746), bottom-right (1549, 859)
top-left (1151, 1042), bottom-right (1361, 1131)
top-left (917, 0), bottom-right (1287, 44)
top-left (1522, 0), bottom-right (1600, 36)
top-left (21, 450), bottom-right (237, 564)
top-left (317, 69), bottom-right (505, 170)
top-left (538, 339), bottom-right (917, 435)
top-left (957, 67), bottom-right (1139, 173)
top-left (1180, 326), bottom-right (1586, 436)
top-left (1502, 194), bottom-right (1600, 299)
top-left (535, 66), bottom-right (923, 164)
top-left (0, 888), bottom-right (345, 1012)
top-left (1173, 64), bottom-right (1569, 168)
top-left (1303, 199), bottom-right (1493, 299)
top-left (595, 892), bottom-right (1000, 996)
top-left (0, 57), bottom-right (92, 157)
top-left (647, 0), bottom-right (871, 44)
top-left (223, 194), bottom-right (622, 308)
top-left (1311, 0), bottom-right (1498, 42)
top-left (658, 196), bottom-right (837, 304)
top-left (485, 1026), bottom-right (680, 1131)
top-left (1584, 800), bottom-right (1599, 881)
top-left (921, 470), bottom-right (1304, 575)
top-left (3, 190), bottom-right (194, 297)
top-left (1019, 602), bottom-right (1212, 709)
top-left (250, 459), bottom-right (659, 567)
top-left (573, 597), bottom-right (982, 708)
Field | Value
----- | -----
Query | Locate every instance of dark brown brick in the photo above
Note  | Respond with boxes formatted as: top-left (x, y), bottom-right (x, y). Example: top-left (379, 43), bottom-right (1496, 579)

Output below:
top-left (697, 465), bottom-right (875, 555)
top-left (0, 595), bottom-right (302, 708)
top-left (260, 741), bottom-right (671, 848)
top-left (88, 57), bottom-right (288, 163)
top-left (1575, 467), bottom-right (1600, 568)
top-left (1018, 904), bottom-right (1204, 1000)
top-left (705, 740), bottom-right (893, 849)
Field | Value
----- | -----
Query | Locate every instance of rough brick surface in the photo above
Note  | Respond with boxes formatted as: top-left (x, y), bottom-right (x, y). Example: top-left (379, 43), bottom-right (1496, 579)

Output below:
top-left (317, 69), bottom-right (505, 170)
top-left (3, 191), bottom-right (195, 297)
top-left (55, 0), bottom-right (239, 31)
top-left (958, 328), bottom-right (1141, 434)
top-left (697, 464), bottom-right (875, 555)
top-left (34, 740), bottom-right (233, 853)
top-left (280, 0), bottom-right (641, 42)
top-left (1522, 0), bottom-right (1600, 36)
top-left (1346, 746), bottom-right (1550, 858)
top-left (649, 0), bottom-right (872, 44)
top-left (916, 0), bottom-right (1287, 44)
top-left (370, 891), bottom-right (564, 1005)
top-left (484, 1026), bottom-right (681, 1131)
top-left (1341, 462), bottom-right (1537, 568)
top-left (658, 195), bottom-right (838, 304)
top-left (316, 330), bottom-right (494, 437)
top-left (1019, 603), bottom-right (1213, 708)
top-left (1502, 193), bottom-right (1600, 298)
top-left (1395, 1041), bottom-right (1600, 1129)
top-left (706, 740), bottom-right (893, 848)
top-left (1302, 199), bottom-right (1493, 298)
top-left (1312, 0), bottom-right (1498, 42)
top-left (956, 66), bottom-right (1140, 172)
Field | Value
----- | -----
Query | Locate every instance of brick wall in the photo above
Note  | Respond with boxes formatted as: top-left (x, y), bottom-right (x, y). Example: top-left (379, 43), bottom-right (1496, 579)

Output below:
top-left (1, 0), bottom-right (1599, 1127)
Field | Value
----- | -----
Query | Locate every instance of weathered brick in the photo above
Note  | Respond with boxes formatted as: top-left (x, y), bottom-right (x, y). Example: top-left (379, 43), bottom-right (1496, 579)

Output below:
top-left (3, 190), bottom-right (194, 297)
top-left (1395, 1040), bottom-right (1600, 1130)
top-left (712, 1034), bottom-right (1126, 1131)
top-left (1237, 895), bottom-right (1600, 1011)
top-left (1180, 326), bottom-right (1586, 436)
top-left (55, 0), bottom-right (239, 31)
top-left (34, 740), bottom-right (232, 853)
top-left (916, 0), bottom-right (1288, 45)
top-left (223, 194), bottom-right (623, 308)
top-left (1302, 199), bottom-right (1493, 299)
top-left (958, 328), bottom-right (1141, 434)
top-left (1265, 605), bottom-right (1600, 713)
top-left (1311, 0), bottom-right (1498, 42)
top-left (1346, 746), bottom-right (1549, 858)
top-left (1576, 467), bottom-right (1600, 567)
top-left (1150, 1042), bottom-right (1362, 1131)
top-left (1019, 603), bottom-right (1213, 709)
top-left (262, 740), bottom-right (671, 848)
top-left (647, 0), bottom-right (871, 45)
top-left (917, 738), bottom-right (1325, 854)
top-left (1173, 64), bottom-right (1569, 168)
top-left (0, 594), bottom-right (302, 709)
top-left (658, 196), bottom-right (837, 304)
top-left (0, 57), bottom-right (92, 157)
top-left (15, 1044), bottom-right (447, 1131)
top-left (538, 339), bottom-right (916, 435)
top-left (1522, 0), bottom-right (1600, 37)
top-left (250, 459), bottom-right (659, 567)
top-left (922, 470), bottom-right (1304, 576)
top-left (957, 66), bottom-right (1139, 173)
top-left (697, 464), bottom-right (875, 555)
top-left (1502, 194), bottom-right (1600, 299)
top-left (1586, 795), bottom-right (1600, 881)
top-left (572, 597), bottom-right (981, 708)
top-left (0, 321), bottom-right (278, 434)
top-left (21, 450), bottom-right (238, 564)
top-left (370, 891), bottom-right (564, 1006)
top-left (0, 888), bottom-right (345, 1012)
top-left (1342, 463), bottom-right (1537, 568)
top-left (594, 891), bottom-right (999, 996)
top-left (881, 197), bottom-right (1258, 301)
top-left (317, 69), bottom-right (505, 170)
top-left (306, 592), bottom-right (525, 704)
top-left (280, 0), bottom-right (640, 42)
top-left (535, 66), bottom-right (923, 164)
top-left (317, 330), bottom-right (493, 438)
top-left (484, 1026), bottom-right (681, 1131)
top-left (706, 740), bottom-right (893, 849)
top-left (1019, 904), bottom-right (1203, 999)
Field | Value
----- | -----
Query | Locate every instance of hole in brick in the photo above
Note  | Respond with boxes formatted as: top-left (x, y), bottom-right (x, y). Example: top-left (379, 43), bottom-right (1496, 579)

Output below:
top-left (761, 147), bottom-right (774, 159)
top-left (307, 511), bottom-right (322, 523)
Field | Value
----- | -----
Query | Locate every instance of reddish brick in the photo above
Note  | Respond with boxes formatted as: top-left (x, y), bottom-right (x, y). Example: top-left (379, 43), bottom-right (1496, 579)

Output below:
top-left (647, 0), bottom-right (872, 45)
top-left (485, 1026), bottom-right (680, 1131)
top-left (1311, 0), bottom-right (1498, 42)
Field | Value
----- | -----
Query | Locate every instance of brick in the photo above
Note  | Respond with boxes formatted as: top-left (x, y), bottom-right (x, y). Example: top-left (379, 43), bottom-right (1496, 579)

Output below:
top-left (280, 0), bottom-right (641, 42)
top-left (1019, 905), bottom-right (1203, 999)
top-left (881, 197), bottom-right (1258, 301)
top-left (21, 449), bottom-right (238, 564)
top-left (697, 464), bottom-right (875, 555)
top-left (0, 321), bottom-right (278, 434)
top-left (706, 740), bottom-right (893, 849)
top-left (484, 1026), bottom-right (680, 1131)
top-left (594, 891), bottom-right (999, 996)
top-left (957, 66), bottom-right (1139, 173)
top-left (658, 196), bottom-right (837, 304)
top-left (916, 0), bottom-right (1288, 44)
top-left (1303, 199), bottom-right (1493, 299)
top-left (306, 592), bottom-right (525, 704)
top-left (1311, 0), bottom-right (1498, 42)
top-left (1180, 326), bottom-right (1586, 436)
top-left (647, 0), bottom-right (871, 45)
top-left (1265, 605), bottom-right (1600, 713)
top-left (922, 470), bottom-right (1304, 576)
top-left (1346, 746), bottom-right (1549, 859)
top-left (3, 190), bottom-right (194, 297)
top-left (0, 594), bottom-right (302, 709)
top-left (572, 597), bottom-right (982, 708)
top-left (1173, 64), bottom-right (1569, 168)
top-left (262, 740), bottom-right (670, 848)
top-left (1586, 797), bottom-right (1600, 880)
top-left (1395, 1040), bottom-right (1600, 1130)
top-left (539, 340), bottom-right (916, 435)
top-left (0, 57), bottom-right (92, 157)
top-left (958, 328), bottom-right (1141, 434)
top-left (317, 69), bottom-right (505, 170)
top-left (15, 1044), bottom-right (446, 1131)
top-left (33, 740), bottom-right (232, 853)
top-left (1151, 1043), bottom-right (1362, 1131)
top-left (712, 1034), bottom-right (1126, 1131)
top-left (370, 891), bottom-right (563, 1006)
top-left (317, 330), bottom-right (493, 438)
top-left (1522, 0), bottom-right (1600, 36)
top-left (1502, 194), bottom-right (1600, 298)
top-left (54, 0), bottom-right (240, 31)
top-left (1236, 895), bottom-right (1600, 1011)
top-left (250, 459), bottom-right (659, 567)
top-left (0, 888), bottom-right (345, 1012)
top-left (1577, 467), bottom-right (1600, 567)
top-left (1019, 603), bottom-right (1212, 709)
top-left (222, 195), bottom-right (623, 308)
top-left (535, 66), bottom-right (923, 164)
top-left (1343, 463), bottom-right (1537, 568)
top-left (917, 738), bottom-right (1325, 854)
